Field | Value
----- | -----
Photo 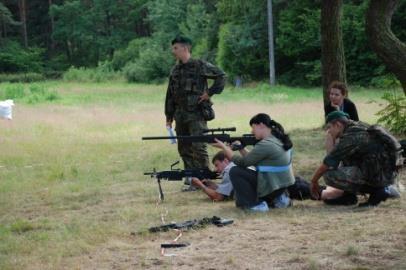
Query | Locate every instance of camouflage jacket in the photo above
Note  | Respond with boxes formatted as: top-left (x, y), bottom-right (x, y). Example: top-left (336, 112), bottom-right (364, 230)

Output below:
top-left (165, 59), bottom-right (225, 123)
top-left (324, 121), bottom-right (396, 186)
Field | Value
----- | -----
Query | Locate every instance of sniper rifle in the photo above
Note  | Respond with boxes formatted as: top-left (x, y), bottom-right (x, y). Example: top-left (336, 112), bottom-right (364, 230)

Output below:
top-left (142, 127), bottom-right (258, 150)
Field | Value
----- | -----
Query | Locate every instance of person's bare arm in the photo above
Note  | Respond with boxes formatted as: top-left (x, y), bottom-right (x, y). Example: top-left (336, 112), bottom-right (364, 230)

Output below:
top-left (202, 179), bottom-right (218, 189)
top-left (325, 130), bottom-right (335, 153)
top-left (202, 186), bottom-right (225, 201)
top-left (212, 138), bottom-right (233, 160)
top-left (192, 178), bottom-right (224, 201)
top-left (310, 164), bottom-right (329, 200)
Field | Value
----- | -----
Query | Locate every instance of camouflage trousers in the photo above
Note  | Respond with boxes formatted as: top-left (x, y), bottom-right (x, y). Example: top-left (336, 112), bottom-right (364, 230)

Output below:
top-left (175, 119), bottom-right (209, 169)
top-left (324, 166), bottom-right (366, 193)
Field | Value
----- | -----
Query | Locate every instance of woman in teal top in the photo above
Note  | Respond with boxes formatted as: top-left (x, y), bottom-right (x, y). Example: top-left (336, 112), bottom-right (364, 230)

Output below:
top-left (213, 113), bottom-right (295, 211)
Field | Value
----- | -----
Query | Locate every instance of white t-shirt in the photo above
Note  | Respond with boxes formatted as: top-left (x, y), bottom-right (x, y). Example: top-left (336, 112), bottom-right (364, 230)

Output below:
top-left (215, 162), bottom-right (236, 196)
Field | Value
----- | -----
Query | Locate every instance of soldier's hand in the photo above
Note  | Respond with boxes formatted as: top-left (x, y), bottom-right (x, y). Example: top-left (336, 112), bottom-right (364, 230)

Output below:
top-left (231, 141), bottom-right (244, 151)
top-left (198, 91), bottom-right (209, 103)
top-left (166, 120), bottom-right (173, 128)
top-left (310, 180), bottom-right (320, 200)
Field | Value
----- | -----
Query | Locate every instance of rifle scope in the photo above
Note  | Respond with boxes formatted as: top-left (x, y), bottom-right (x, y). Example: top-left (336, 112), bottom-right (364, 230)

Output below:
top-left (202, 127), bottom-right (236, 134)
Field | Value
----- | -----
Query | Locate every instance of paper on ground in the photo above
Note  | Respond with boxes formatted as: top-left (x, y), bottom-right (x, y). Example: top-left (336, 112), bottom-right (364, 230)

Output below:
top-left (0, 99), bottom-right (14, 120)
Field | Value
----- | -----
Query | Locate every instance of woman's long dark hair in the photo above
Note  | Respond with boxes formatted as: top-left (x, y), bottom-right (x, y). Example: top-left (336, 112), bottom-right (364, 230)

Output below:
top-left (249, 113), bottom-right (293, 151)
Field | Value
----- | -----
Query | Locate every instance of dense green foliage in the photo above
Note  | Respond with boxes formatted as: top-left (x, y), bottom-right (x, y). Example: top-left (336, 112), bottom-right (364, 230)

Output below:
top-left (376, 91), bottom-right (406, 134)
top-left (0, 40), bottom-right (44, 73)
top-left (0, 0), bottom-right (405, 86)
top-left (216, 1), bottom-right (268, 81)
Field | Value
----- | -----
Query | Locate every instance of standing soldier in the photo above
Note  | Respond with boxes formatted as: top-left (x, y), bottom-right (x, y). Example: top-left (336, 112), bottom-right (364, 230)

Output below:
top-left (165, 35), bottom-right (226, 171)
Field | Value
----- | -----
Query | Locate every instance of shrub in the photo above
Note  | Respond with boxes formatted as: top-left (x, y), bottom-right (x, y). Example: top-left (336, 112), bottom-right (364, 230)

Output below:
top-left (376, 90), bottom-right (406, 134)
top-left (63, 62), bottom-right (123, 83)
top-left (369, 74), bottom-right (401, 88)
top-left (123, 44), bottom-right (173, 83)
top-left (110, 38), bottom-right (148, 71)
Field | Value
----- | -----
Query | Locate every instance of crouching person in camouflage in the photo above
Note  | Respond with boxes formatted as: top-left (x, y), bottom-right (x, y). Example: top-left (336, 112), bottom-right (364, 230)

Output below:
top-left (165, 35), bottom-right (226, 172)
top-left (310, 111), bottom-right (402, 207)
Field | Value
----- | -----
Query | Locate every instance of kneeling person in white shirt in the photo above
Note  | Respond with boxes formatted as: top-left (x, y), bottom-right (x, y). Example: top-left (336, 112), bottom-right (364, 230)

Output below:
top-left (192, 151), bottom-right (235, 201)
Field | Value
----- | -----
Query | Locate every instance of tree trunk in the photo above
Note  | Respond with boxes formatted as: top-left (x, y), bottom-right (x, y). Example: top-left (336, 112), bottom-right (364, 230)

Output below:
top-left (48, 0), bottom-right (55, 50)
top-left (366, 0), bottom-right (406, 95)
top-left (18, 0), bottom-right (28, 47)
top-left (105, 10), bottom-right (114, 59)
top-left (0, 3), bottom-right (3, 38)
top-left (267, 0), bottom-right (276, 86)
top-left (321, 0), bottom-right (346, 110)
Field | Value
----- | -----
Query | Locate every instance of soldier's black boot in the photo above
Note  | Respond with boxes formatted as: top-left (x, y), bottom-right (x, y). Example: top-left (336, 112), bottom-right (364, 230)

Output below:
top-left (323, 192), bottom-right (358, 205)
top-left (358, 187), bottom-right (390, 207)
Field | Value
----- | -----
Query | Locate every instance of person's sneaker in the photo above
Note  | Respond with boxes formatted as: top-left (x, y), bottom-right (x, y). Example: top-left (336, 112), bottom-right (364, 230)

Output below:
top-left (358, 187), bottom-right (390, 207)
top-left (385, 185), bottom-right (401, 199)
top-left (249, 201), bottom-right (269, 212)
top-left (183, 177), bottom-right (192, 185)
top-left (273, 192), bottom-right (292, 208)
top-left (323, 192), bottom-right (358, 206)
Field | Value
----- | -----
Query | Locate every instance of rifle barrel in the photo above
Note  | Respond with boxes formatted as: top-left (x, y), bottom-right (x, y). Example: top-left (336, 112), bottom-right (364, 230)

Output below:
top-left (142, 136), bottom-right (178, 140)
top-left (142, 135), bottom-right (229, 141)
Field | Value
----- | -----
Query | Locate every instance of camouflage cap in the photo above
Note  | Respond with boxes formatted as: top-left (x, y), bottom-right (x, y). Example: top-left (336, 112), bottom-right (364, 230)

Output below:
top-left (171, 35), bottom-right (192, 46)
top-left (325, 111), bottom-right (350, 123)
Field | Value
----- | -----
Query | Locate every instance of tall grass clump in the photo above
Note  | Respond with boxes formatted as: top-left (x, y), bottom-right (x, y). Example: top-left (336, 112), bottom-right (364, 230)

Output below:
top-left (2, 84), bottom-right (25, 99)
top-left (26, 84), bottom-right (60, 104)
top-left (0, 83), bottom-right (60, 104)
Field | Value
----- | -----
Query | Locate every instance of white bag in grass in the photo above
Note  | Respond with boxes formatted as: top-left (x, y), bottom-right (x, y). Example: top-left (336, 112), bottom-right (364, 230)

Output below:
top-left (0, 99), bottom-right (14, 120)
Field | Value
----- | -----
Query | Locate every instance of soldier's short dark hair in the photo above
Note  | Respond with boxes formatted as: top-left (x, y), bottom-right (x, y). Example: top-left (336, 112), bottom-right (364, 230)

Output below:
top-left (171, 35), bottom-right (192, 46)
top-left (212, 151), bottom-right (227, 164)
top-left (330, 117), bottom-right (349, 126)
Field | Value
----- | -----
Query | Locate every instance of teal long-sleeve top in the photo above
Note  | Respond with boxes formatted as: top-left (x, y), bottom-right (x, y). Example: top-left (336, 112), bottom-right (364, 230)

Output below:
top-left (231, 135), bottom-right (295, 197)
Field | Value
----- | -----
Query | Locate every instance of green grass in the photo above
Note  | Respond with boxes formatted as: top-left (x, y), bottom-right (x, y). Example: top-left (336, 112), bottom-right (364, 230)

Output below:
top-left (0, 81), bottom-right (405, 269)
top-left (1, 81), bottom-right (399, 107)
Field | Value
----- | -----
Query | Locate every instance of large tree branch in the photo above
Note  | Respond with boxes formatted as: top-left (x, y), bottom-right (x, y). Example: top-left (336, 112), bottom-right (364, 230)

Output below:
top-left (366, 0), bottom-right (406, 94)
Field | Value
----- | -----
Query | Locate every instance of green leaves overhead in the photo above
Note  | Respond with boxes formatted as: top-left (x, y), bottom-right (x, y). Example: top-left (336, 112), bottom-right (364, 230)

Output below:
top-left (0, 0), bottom-right (404, 86)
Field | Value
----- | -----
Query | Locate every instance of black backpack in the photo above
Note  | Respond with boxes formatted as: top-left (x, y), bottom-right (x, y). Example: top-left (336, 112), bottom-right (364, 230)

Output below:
top-left (365, 125), bottom-right (404, 186)
top-left (399, 139), bottom-right (406, 164)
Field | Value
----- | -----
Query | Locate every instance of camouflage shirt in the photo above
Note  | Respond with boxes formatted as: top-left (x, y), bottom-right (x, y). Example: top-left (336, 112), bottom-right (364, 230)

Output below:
top-left (323, 121), bottom-right (395, 185)
top-left (165, 58), bottom-right (225, 123)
